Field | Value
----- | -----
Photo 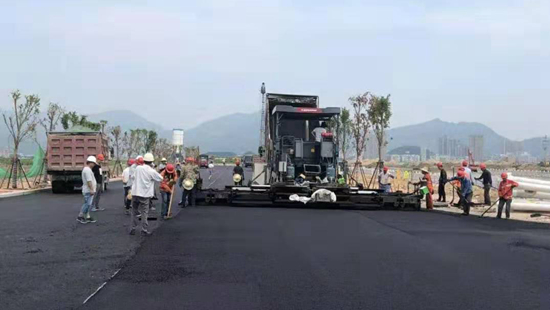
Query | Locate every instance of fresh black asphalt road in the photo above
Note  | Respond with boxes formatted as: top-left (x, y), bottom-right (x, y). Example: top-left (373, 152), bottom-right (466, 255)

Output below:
top-left (2, 166), bottom-right (550, 310)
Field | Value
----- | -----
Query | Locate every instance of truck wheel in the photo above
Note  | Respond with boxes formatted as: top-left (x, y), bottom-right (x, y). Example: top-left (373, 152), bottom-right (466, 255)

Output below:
top-left (52, 181), bottom-right (65, 194)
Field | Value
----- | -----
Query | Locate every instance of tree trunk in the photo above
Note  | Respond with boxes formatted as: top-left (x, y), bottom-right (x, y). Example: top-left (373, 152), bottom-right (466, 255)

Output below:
top-left (11, 148), bottom-right (18, 189)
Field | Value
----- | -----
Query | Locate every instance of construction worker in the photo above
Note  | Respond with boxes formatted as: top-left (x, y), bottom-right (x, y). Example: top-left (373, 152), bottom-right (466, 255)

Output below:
top-left (337, 174), bottom-right (346, 186)
top-left (312, 122), bottom-right (327, 142)
top-left (179, 158), bottom-right (200, 207)
top-left (130, 153), bottom-right (162, 236)
top-left (91, 154), bottom-right (105, 212)
top-left (222, 158), bottom-right (226, 166)
top-left (497, 173), bottom-right (519, 219)
top-left (475, 163), bottom-right (492, 205)
top-left (449, 170), bottom-right (473, 215)
top-left (378, 166), bottom-right (394, 193)
top-left (233, 160), bottom-right (244, 186)
top-left (77, 156), bottom-right (97, 224)
top-left (160, 163), bottom-right (177, 219)
top-left (421, 167), bottom-right (434, 209)
top-left (158, 158), bottom-right (167, 172)
top-left (462, 160), bottom-right (474, 183)
top-left (437, 162), bottom-right (447, 202)
top-left (122, 158), bottom-right (135, 213)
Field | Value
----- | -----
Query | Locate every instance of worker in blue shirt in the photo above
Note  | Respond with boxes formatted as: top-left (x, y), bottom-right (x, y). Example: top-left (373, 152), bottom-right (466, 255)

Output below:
top-left (449, 170), bottom-right (473, 216)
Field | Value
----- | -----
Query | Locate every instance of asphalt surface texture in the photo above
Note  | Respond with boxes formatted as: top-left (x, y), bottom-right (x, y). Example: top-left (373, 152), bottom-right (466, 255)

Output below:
top-left (2, 165), bottom-right (550, 310)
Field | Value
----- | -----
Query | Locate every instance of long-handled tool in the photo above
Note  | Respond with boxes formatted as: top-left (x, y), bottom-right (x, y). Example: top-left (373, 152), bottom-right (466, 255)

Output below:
top-left (165, 187), bottom-right (175, 220)
top-left (480, 187), bottom-right (513, 218)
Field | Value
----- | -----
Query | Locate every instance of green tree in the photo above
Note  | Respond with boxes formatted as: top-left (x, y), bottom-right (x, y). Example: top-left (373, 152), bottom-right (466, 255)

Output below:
top-left (61, 111), bottom-right (101, 131)
top-left (145, 130), bottom-right (158, 152)
top-left (349, 93), bottom-right (371, 162)
top-left (2, 90), bottom-right (41, 188)
top-left (368, 94), bottom-right (392, 168)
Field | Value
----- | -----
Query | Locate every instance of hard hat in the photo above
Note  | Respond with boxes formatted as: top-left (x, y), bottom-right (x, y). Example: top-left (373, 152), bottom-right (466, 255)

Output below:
top-left (137, 157), bottom-right (144, 165)
top-left (437, 162), bottom-right (443, 168)
top-left (457, 170), bottom-right (465, 178)
top-left (208, 163), bottom-right (214, 169)
top-left (165, 164), bottom-right (175, 174)
top-left (183, 179), bottom-right (194, 190)
top-left (462, 160), bottom-right (468, 167)
top-left (143, 153), bottom-right (154, 162)
top-left (480, 163), bottom-right (486, 170)
top-left (186, 157), bottom-right (194, 163)
top-left (383, 166), bottom-right (389, 172)
top-left (136, 155), bottom-right (143, 161)
top-left (96, 154), bottom-right (105, 161)
top-left (86, 156), bottom-right (97, 164)
top-left (161, 158), bottom-right (167, 162)
top-left (299, 174), bottom-right (306, 179)
top-left (233, 174), bottom-right (242, 183)
top-left (421, 167), bottom-right (429, 174)
top-left (501, 172), bottom-right (508, 179)
top-left (128, 158), bottom-right (135, 165)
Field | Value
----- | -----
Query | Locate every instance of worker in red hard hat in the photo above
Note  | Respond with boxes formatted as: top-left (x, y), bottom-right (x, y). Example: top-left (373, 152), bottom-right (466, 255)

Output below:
top-left (122, 159), bottom-right (135, 212)
top-left (475, 163), bottom-right (492, 205)
top-left (91, 153), bottom-right (106, 212)
top-left (448, 169), bottom-right (473, 215)
top-left (497, 172), bottom-right (519, 219)
top-left (233, 160), bottom-right (244, 186)
top-left (378, 166), bottom-right (394, 193)
top-left (159, 164), bottom-right (177, 219)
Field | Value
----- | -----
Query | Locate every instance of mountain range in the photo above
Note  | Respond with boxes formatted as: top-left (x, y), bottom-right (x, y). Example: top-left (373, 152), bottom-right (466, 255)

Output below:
top-left (0, 109), bottom-right (545, 158)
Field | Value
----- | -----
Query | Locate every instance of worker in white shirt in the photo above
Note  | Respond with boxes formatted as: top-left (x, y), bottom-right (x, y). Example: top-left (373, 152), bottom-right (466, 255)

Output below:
top-left (378, 166), bottom-right (394, 193)
top-left (312, 122), bottom-right (327, 143)
top-left (130, 153), bottom-right (163, 236)
top-left (122, 158), bottom-right (135, 213)
top-left (77, 156), bottom-right (98, 224)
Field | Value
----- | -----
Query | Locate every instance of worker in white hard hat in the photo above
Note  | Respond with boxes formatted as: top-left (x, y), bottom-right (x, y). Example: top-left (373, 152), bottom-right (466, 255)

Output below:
top-left (178, 157), bottom-right (200, 207)
top-left (77, 156), bottom-right (98, 224)
top-left (130, 153), bottom-right (162, 236)
top-left (158, 157), bottom-right (167, 172)
top-left (233, 160), bottom-right (244, 186)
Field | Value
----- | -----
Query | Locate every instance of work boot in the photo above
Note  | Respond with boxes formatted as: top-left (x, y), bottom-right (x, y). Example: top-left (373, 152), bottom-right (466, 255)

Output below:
top-left (86, 217), bottom-right (97, 223)
top-left (141, 230), bottom-right (153, 236)
top-left (76, 216), bottom-right (87, 224)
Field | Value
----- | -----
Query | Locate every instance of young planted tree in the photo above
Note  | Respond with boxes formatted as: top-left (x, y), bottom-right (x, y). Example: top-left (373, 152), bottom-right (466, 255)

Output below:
top-left (349, 93), bottom-right (370, 162)
top-left (368, 94), bottom-right (392, 171)
top-left (154, 138), bottom-right (174, 162)
top-left (145, 130), bottom-right (158, 153)
top-left (349, 93), bottom-right (372, 185)
top-left (37, 102), bottom-right (65, 183)
top-left (61, 111), bottom-right (101, 131)
top-left (110, 126), bottom-right (123, 176)
top-left (338, 108), bottom-right (352, 160)
top-left (2, 90), bottom-right (41, 188)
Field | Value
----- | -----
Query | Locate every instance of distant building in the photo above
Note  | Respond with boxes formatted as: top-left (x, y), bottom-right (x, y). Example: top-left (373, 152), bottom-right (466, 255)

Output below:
top-left (469, 135), bottom-right (484, 162)
top-left (365, 132), bottom-right (388, 161)
top-left (438, 135), bottom-right (469, 159)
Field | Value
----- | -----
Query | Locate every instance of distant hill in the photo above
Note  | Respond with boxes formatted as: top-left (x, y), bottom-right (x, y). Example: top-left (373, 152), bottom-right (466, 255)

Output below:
top-left (1, 110), bottom-right (545, 159)
top-left (387, 118), bottom-right (545, 159)
top-left (387, 119), bottom-right (506, 158)
top-left (184, 111), bottom-right (260, 154)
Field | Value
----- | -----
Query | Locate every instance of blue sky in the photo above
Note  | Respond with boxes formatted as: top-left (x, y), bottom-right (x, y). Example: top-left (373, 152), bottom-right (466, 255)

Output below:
top-left (0, 0), bottom-right (548, 140)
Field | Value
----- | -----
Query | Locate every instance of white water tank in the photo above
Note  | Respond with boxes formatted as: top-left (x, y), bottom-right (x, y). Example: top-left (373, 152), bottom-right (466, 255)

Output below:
top-left (172, 129), bottom-right (184, 146)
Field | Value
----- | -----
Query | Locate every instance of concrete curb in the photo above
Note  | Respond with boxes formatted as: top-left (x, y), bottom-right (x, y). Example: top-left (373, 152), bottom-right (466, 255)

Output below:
top-left (0, 179), bottom-right (122, 199)
top-left (0, 187), bottom-right (51, 199)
